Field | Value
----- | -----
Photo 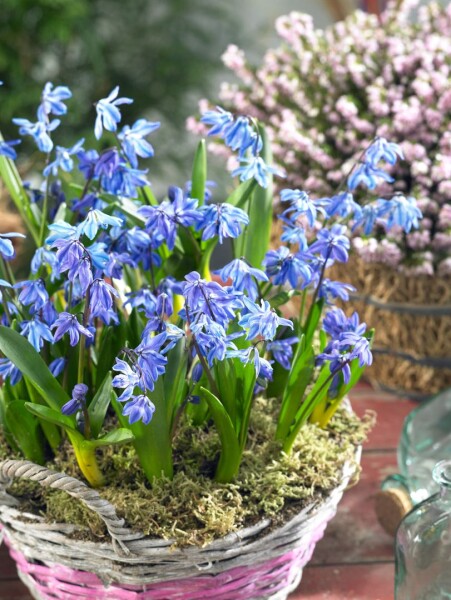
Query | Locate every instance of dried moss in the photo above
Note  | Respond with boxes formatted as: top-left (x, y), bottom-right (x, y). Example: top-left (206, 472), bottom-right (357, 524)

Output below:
top-left (2, 399), bottom-right (374, 547)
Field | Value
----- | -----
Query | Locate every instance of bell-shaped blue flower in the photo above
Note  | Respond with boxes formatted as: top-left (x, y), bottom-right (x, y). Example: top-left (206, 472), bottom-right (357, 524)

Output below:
top-left (94, 86), bottom-right (133, 139)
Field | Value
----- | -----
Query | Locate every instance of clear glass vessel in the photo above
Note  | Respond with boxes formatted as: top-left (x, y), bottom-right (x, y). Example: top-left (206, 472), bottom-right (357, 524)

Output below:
top-left (395, 460), bottom-right (451, 599)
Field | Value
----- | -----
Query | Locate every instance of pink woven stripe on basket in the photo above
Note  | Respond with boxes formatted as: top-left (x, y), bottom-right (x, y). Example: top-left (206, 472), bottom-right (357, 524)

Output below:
top-left (2, 518), bottom-right (328, 600)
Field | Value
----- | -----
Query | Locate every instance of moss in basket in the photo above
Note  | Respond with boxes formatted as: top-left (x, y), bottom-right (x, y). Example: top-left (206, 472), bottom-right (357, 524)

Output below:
top-left (4, 399), bottom-right (373, 547)
top-left (0, 82), bottom-right (418, 540)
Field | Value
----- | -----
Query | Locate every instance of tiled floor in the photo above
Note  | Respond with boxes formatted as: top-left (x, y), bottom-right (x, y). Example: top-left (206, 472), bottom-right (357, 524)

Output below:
top-left (0, 385), bottom-right (417, 599)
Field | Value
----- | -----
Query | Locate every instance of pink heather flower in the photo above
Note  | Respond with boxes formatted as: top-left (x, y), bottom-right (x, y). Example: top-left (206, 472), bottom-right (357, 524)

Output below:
top-left (194, 2), bottom-right (450, 274)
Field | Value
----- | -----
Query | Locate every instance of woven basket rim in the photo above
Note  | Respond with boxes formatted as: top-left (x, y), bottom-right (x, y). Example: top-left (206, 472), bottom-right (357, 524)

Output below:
top-left (0, 447), bottom-right (360, 558)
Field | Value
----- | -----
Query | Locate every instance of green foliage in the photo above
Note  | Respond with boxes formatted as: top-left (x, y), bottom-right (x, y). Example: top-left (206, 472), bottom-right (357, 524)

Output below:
top-left (0, 0), bottom-right (241, 144)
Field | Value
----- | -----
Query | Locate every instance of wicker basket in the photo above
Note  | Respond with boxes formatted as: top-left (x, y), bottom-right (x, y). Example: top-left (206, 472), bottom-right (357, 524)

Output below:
top-left (0, 451), bottom-right (360, 600)
top-left (333, 257), bottom-right (451, 399)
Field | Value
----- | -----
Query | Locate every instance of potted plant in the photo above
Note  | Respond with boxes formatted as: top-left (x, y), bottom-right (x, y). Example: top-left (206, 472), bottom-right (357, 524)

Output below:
top-left (191, 0), bottom-right (451, 398)
top-left (0, 82), bottom-right (414, 599)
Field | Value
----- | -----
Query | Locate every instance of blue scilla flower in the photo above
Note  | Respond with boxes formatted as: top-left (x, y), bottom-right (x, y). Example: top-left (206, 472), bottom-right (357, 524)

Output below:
top-left (347, 162), bottom-right (394, 191)
top-left (223, 116), bottom-right (255, 154)
top-left (182, 272), bottom-right (243, 326)
top-left (201, 106), bottom-right (234, 136)
top-left (139, 188), bottom-right (200, 251)
top-left (13, 117), bottom-right (60, 153)
top-left (0, 139), bottom-right (20, 160)
top-left (280, 189), bottom-right (318, 227)
top-left (68, 255), bottom-right (93, 294)
top-left (279, 222), bottom-right (308, 250)
top-left (72, 193), bottom-right (105, 216)
top-left (320, 192), bottom-right (362, 221)
top-left (318, 345), bottom-right (353, 385)
top-left (125, 288), bottom-right (157, 314)
top-left (52, 312), bottom-right (93, 346)
top-left (105, 251), bottom-right (136, 280)
top-left (238, 297), bottom-right (293, 341)
top-left (85, 242), bottom-right (109, 272)
top-left (340, 333), bottom-right (373, 367)
top-left (377, 195), bottom-right (422, 233)
top-left (94, 86), bottom-right (133, 140)
top-left (227, 345), bottom-right (273, 385)
top-left (121, 394), bottom-right (156, 425)
top-left (352, 204), bottom-right (379, 236)
top-left (135, 332), bottom-right (168, 392)
top-left (43, 139), bottom-right (85, 177)
top-left (37, 83), bottom-right (72, 122)
top-left (190, 316), bottom-right (239, 366)
top-left (196, 203), bottom-right (249, 244)
top-left (61, 383), bottom-right (88, 416)
top-left (318, 279), bottom-right (356, 304)
top-left (51, 238), bottom-right (84, 272)
top-left (0, 232), bottom-right (26, 261)
top-left (122, 227), bottom-right (152, 255)
top-left (365, 137), bottom-right (404, 167)
top-left (309, 224), bottom-right (350, 263)
top-left (267, 336), bottom-right (299, 370)
top-left (163, 323), bottom-right (186, 353)
top-left (103, 162), bottom-right (149, 199)
top-left (263, 246), bottom-right (312, 289)
top-left (0, 358), bottom-right (22, 385)
top-left (119, 118), bottom-right (160, 168)
top-left (89, 278), bottom-right (119, 316)
top-left (77, 209), bottom-right (124, 240)
top-left (15, 279), bottom-right (49, 310)
top-left (46, 222), bottom-right (79, 245)
top-left (77, 149), bottom-right (100, 181)
top-left (215, 258), bottom-right (268, 301)
top-left (232, 156), bottom-right (284, 189)
top-left (323, 308), bottom-right (366, 339)
top-left (94, 148), bottom-right (120, 180)
top-left (49, 357), bottom-right (66, 378)
top-left (37, 300), bottom-right (58, 327)
top-left (20, 318), bottom-right (54, 351)
top-left (112, 358), bottom-right (142, 401)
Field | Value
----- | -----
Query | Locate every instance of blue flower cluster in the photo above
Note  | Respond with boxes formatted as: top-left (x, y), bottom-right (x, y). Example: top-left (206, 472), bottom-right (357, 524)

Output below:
top-left (0, 83), bottom-right (422, 439)
top-left (201, 106), bottom-right (284, 188)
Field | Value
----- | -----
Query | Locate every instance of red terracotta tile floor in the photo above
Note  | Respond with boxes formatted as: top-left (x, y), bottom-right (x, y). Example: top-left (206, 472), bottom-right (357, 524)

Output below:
top-left (0, 385), bottom-right (417, 599)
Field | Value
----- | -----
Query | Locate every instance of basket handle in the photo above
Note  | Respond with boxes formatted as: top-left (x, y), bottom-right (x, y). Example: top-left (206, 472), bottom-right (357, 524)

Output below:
top-left (0, 459), bottom-right (142, 555)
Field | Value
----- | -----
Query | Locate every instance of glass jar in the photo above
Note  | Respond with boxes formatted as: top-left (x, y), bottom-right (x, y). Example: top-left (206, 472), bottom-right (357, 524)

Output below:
top-left (397, 389), bottom-right (451, 505)
top-left (395, 459), bottom-right (451, 599)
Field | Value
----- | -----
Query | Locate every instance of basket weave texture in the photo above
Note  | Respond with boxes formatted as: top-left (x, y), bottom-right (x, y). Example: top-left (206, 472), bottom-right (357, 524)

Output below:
top-left (0, 453), bottom-right (359, 600)
top-left (332, 257), bottom-right (451, 399)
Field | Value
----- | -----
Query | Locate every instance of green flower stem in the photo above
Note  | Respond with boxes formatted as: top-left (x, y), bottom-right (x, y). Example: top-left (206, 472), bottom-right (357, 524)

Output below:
top-left (39, 165), bottom-right (51, 246)
top-left (282, 365), bottom-right (345, 454)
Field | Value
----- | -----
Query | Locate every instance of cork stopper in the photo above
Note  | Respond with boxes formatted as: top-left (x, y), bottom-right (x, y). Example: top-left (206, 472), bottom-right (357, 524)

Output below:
top-left (374, 488), bottom-right (413, 536)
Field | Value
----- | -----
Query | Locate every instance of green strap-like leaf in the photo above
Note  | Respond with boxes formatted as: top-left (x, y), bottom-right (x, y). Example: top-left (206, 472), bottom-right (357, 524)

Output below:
top-left (5, 400), bottom-right (46, 464)
top-left (226, 178), bottom-right (257, 209)
top-left (241, 126), bottom-right (274, 268)
top-left (25, 403), bottom-right (79, 434)
top-left (199, 387), bottom-right (241, 482)
top-left (191, 139), bottom-right (207, 207)
top-left (276, 336), bottom-right (315, 441)
top-left (0, 326), bottom-right (70, 410)
top-left (88, 372), bottom-right (114, 439)
top-left (83, 428), bottom-right (134, 449)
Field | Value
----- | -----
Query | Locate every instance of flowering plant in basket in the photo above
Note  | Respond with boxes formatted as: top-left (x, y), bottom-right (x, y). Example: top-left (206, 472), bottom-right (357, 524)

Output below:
top-left (0, 82), bottom-right (418, 499)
